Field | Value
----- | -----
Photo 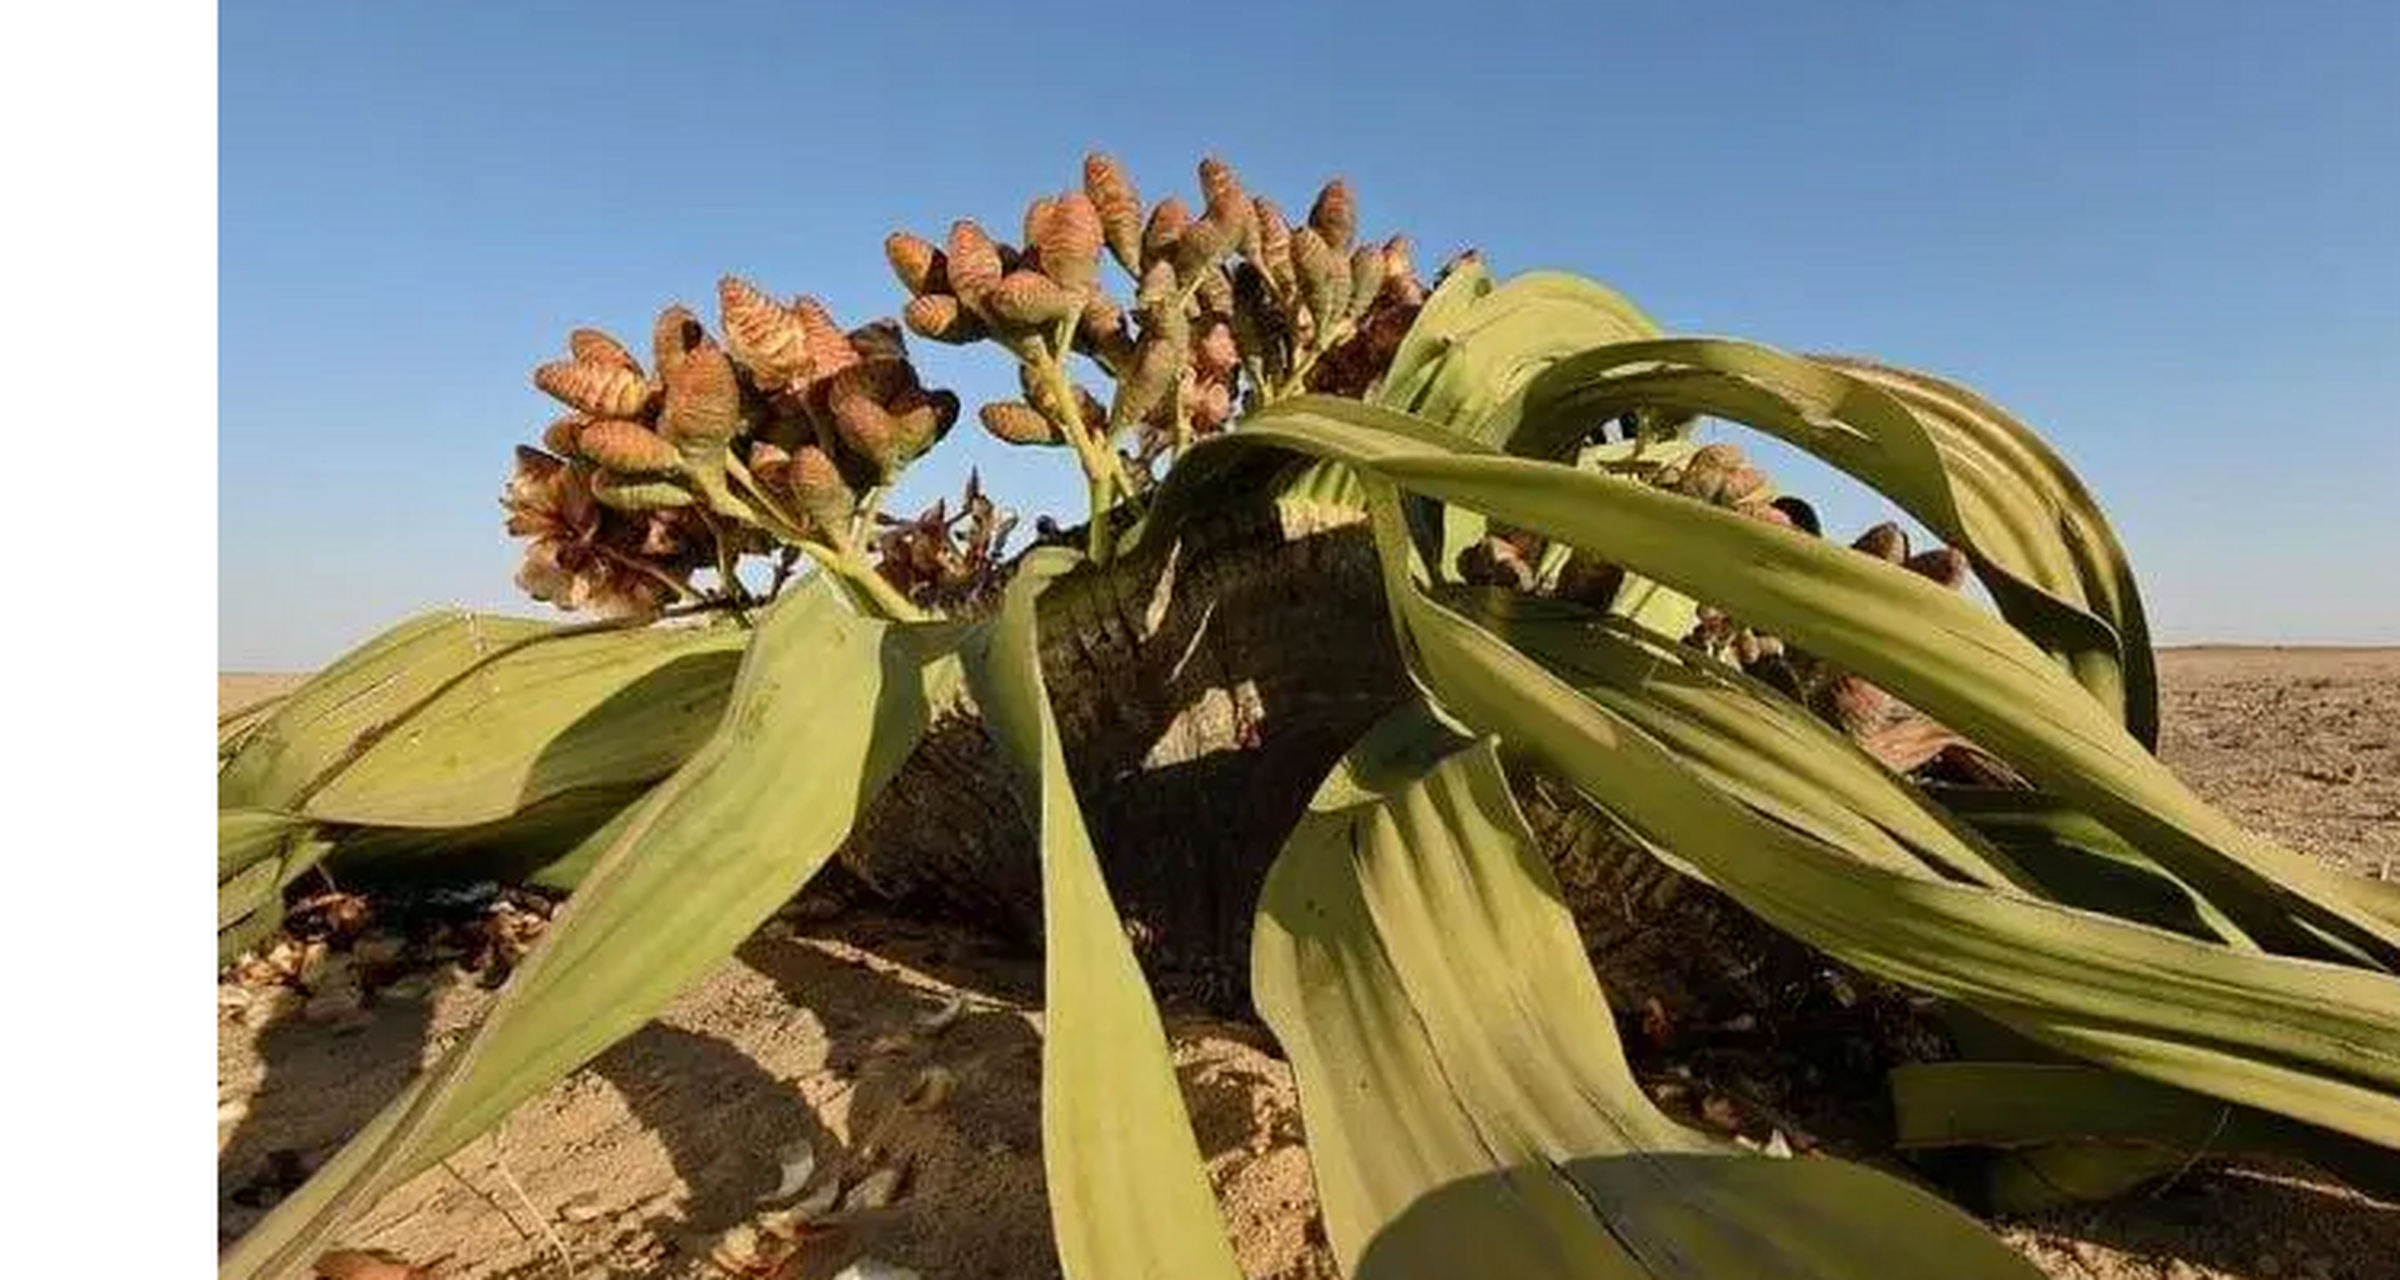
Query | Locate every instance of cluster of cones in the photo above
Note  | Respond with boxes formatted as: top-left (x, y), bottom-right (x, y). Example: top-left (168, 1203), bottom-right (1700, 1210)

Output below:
top-left (507, 285), bottom-right (963, 616)
top-left (888, 154), bottom-right (1428, 473)
top-left (505, 153), bottom-right (1446, 616)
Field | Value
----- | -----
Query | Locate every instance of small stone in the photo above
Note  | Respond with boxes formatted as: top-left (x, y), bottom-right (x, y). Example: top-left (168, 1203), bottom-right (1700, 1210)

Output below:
top-left (842, 1165), bottom-right (907, 1212)
top-left (558, 1193), bottom-right (605, 1223)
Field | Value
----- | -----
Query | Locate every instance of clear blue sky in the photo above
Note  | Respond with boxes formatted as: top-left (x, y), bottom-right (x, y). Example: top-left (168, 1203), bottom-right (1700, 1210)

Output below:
top-left (220, 2), bottom-right (2400, 669)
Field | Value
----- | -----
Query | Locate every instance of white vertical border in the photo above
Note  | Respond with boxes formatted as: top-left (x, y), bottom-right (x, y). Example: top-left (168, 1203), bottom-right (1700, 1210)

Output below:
top-left (0, 0), bottom-right (217, 1263)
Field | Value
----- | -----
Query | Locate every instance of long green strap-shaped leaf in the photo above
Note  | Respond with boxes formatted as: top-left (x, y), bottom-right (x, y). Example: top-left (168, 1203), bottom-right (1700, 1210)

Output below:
top-left (1493, 340), bottom-right (2155, 744)
top-left (220, 579), bottom-right (961, 1280)
top-left (1251, 705), bottom-right (2042, 1279)
top-left (300, 622), bottom-right (743, 827)
top-left (1211, 400), bottom-right (2397, 967)
top-left (959, 548), bottom-right (1243, 1280)
top-left (1384, 568), bottom-right (2400, 1149)
top-left (218, 611), bottom-right (552, 810)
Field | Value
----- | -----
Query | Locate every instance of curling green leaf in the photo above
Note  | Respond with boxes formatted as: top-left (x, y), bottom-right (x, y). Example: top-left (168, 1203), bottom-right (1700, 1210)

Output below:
top-left (1213, 398), bottom-right (2397, 966)
top-left (1252, 705), bottom-right (2041, 1279)
top-left (1496, 341), bottom-right (2155, 742)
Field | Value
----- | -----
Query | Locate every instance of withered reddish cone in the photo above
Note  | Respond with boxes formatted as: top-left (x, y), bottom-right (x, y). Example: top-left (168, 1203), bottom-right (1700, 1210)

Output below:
top-left (903, 293), bottom-right (986, 344)
top-left (944, 220), bottom-right (1004, 302)
top-left (653, 305), bottom-right (707, 382)
top-left (659, 344), bottom-right (742, 448)
top-left (541, 416), bottom-right (588, 457)
top-left (1344, 245), bottom-right (1388, 323)
top-left (787, 443), bottom-right (856, 534)
top-left (569, 328), bottom-right (641, 374)
top-left (1028, 191), bottom-right (1104, 293)
top-left (984, 270), bottom-right (1083, 328)
top-left (1307, 179), bottom-right (1356, 253)
top-left (578, 419), bottom-right (683, 475)
top-left (789, 297), bottom-right (858, 384)
top-left (1141, 197), bottom-right (1192, 268)
top-left (1851, 521), bottom-right (1910, 563)
top-left (885, 232), bottom-right (947, 296)
top-left (1905, 546), bottom-right (1971, 590)
top-left (748, 440), bottom-right (791, 470)
top-left (1083, 152), bottom-right (1144, 271)
top-left (717, 276), bottom-right (811, 389)
top-left (534, 360), bottom-right (652, 418)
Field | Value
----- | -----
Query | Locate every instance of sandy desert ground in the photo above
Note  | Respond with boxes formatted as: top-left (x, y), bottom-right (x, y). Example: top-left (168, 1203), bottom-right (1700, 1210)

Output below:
top-left (216, 648), bottom-right (2400, 1280)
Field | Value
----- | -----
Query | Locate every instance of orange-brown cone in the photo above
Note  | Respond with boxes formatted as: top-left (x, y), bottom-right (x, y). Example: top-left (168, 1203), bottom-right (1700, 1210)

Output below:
top-left (659, 344), bottom-right (742, 448)
top-left (980, 400), bottom-right (1063, 446)
top-left (885, 231), bottom-right (946, 296)
top-left (578, 419), bottom-right (683, 475)
top-left (903, 293), bottom-right (986, 345)
top-left (1083, 152), bottom-right (1144, 272)
top-left (718, 275), bottom-right (811, 389)
top-left (534, 360), bottom-right (651, 418)
top-left (569, 328), bottom-right (640, 374)
top-left (1307, 179), bottom-right (1355, 252)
